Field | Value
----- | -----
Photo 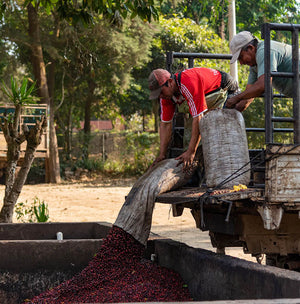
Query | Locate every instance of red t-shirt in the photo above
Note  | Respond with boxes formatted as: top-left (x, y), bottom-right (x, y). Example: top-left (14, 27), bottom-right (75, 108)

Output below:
top-left (160, 67), bottom-right (222, 122)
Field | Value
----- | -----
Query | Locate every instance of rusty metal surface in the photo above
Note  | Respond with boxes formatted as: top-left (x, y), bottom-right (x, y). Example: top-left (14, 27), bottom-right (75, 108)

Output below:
top-left (155, 187), bottom-right (264, 204)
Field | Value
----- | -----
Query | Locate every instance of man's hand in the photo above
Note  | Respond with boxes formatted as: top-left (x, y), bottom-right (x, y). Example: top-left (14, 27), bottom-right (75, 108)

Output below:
top-left (175, 150), bottom-right (195, 172)
top-left (225, 95), bottom-right (240, 109)
top-left (226, 97), bottom-right (253, 112)
top-left (149, 155), bottom-right (166, 169)
top-left (235, 99), bottom-right (253, 112)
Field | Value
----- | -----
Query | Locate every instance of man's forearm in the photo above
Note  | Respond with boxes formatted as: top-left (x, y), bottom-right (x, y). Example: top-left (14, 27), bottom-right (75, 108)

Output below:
top-left (226, 75), bottom-right (266, 111)
top-left (235, 75), bottom-right (266, 102)
top-left (187, 116), bottom-right (201, 154)
top-left (159, 121), bottom-right (172, 158)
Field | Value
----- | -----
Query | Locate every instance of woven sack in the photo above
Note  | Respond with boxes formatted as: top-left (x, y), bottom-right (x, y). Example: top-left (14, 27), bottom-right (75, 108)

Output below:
top-left (199, 108), bottom-right (250, 188)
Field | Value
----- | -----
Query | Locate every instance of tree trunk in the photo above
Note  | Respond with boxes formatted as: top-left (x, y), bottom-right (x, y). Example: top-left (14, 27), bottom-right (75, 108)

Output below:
top-left (142, 110), bottom-right (145, 131)
top-left (219, 18), bottom-right (225, 40)
top-left (27, 3), bottom-right (61, 183)
top-left (66, 94), bottom-right (74, 158)
top-left (0, 117), bottom-right (47, 222)
top-left (84, 78), bottom-right (96, 134)
top-left (82, 77), bottom-right (96, 159)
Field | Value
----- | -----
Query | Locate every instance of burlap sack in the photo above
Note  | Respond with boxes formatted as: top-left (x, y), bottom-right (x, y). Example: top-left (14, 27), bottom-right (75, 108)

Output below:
top-left (114, 158), bottom-right (197, 245)
top-left (199, 109), bottom-right (250, 188)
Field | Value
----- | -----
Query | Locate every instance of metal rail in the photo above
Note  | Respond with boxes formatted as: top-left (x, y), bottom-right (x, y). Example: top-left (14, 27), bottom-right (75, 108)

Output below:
top-left (166, 51), bottom-right (232, 71)
top-left (261, 23), bottom-right (300, 144)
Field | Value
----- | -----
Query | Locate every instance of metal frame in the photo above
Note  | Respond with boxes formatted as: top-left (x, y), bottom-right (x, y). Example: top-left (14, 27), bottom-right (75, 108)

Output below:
top-left (166, 24), bottom-right (300, 144)
top-left (261, 23), bottom-right (300, 144)
top-left (166, 51), bottom-right (234, 157)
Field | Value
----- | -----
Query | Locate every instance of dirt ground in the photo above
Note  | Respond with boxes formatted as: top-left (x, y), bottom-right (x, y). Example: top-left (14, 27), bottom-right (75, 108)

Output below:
top-left (3, 176), bottom-right (259, 264)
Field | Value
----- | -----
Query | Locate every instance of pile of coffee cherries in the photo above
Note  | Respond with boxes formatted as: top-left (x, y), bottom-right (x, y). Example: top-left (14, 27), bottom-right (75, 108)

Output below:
top-left (28, 226), bottom-right (192, 303)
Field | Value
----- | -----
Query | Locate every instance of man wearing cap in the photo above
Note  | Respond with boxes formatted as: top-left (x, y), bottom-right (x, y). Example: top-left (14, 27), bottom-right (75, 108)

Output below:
top-left (148, 67), bottom-right (239, 170)
top-left (226, 31), bottom-right (300, 111)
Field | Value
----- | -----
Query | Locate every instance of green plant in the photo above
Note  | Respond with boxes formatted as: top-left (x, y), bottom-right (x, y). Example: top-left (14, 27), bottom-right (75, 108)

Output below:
top-left (1, 77), bottom-right (38, 106)
top-left (122, 131), bottom-right (159, 175)
top-left (15, 197), bottom-right (49, 223)
top-left (76, 157), bottom-right (104, 171)
top-left (33, 199), bottom-right (50, 222)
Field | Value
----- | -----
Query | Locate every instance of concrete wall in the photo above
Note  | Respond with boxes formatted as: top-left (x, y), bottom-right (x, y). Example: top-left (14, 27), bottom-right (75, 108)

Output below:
top-left (152, 239), bottom-right (300, 301)
top-left (0, 222), bottom-right (299, 303)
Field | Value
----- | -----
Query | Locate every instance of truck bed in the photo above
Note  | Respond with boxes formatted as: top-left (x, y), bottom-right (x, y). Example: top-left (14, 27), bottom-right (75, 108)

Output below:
top-left (156, 187), bottom-right (264, 205)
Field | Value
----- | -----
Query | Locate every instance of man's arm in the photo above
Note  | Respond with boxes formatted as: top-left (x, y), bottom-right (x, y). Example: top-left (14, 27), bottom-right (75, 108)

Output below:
top-left (175, 115), bottom-right (201, 171)
top-left (226, 75), bottom-right (266, 111)
top-left (150, 121), bottom-right (173, 167)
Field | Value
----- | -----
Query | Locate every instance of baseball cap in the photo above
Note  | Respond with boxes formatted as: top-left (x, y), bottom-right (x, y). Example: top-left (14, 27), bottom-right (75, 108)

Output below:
top-left (229, 31), bottom-right (255, 64)
top-left (148, 69), bottom-right (171, 99)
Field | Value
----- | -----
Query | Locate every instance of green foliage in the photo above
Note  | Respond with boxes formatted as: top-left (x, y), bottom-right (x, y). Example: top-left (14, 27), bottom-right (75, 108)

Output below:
top-left (63, 131), bottom-right (159, 177)
top-left (1, 77), bottom-right (38, 106)
top-left (162, 0), bottom-right (226, 28)
top-left (1, 0), bottom-right (299, 160)
top-left (119, 16), bottom-right (232, 120)
top-left (158, 16), bottom-right (227, 53)
top-left (236, 0), bottom-right (300, 36)
top-left (160, 0), bottom-right (300, 38)
top-left (2, 0), bottom-right (160, 26)
top-left (97, 131), bottom-right (159, 176)
top-left (122, 131), bottom-right (159, 174)
top-left (33, 199), bottom-right (50, 222)
top-left (54, 17), bottom-right (155, 145)
top-left (155, 16), bottom-right (230, 74)
top-left (75, 157), bottom-right (104, 171)
top-left (15, 197), bottom-right (50, 223)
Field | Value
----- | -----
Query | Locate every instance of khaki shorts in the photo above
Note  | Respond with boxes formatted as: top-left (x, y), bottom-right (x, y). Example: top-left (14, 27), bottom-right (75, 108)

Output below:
top-left (205, 88), bottom-right (228, 110)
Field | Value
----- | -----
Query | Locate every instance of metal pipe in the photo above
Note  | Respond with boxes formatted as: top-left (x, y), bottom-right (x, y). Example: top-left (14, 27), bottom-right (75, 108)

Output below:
top-left (262, 23), bottom-right (273, 144)
top-left (166, 51), bottom-right (173, 72)
top-left (268, 23), bottom-right (300, 31)
top-left (246, 128), bottom-right (293, 133)
top-left (172, 52), bottom-right (232, 60)
top-left (292, 28), bottom-right (300, 143)
top-left (271, 117), bottom-right (295, 122)
top-left (270, 71), bottom-right (295, 78)
top-left (188, 57), bottom-right (194, 68)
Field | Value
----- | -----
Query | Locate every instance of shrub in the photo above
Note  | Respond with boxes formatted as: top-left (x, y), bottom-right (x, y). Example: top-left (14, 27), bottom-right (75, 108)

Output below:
top-left (15, 197), bottom-right (49, 223)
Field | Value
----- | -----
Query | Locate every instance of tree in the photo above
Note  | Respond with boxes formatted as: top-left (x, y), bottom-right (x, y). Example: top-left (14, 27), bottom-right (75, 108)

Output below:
top-left (117, 17), bottom-right (231, 131)
top-left (49, 16), bottom-right (154, 158)
top-left (0, 0), bottom-right (160, 182)
top-left (236, 0), bottom-right (300, 35)
top-left (161, 0), bottom-right (300, 39)
top-left (0, 78), bottom-right (47, 222)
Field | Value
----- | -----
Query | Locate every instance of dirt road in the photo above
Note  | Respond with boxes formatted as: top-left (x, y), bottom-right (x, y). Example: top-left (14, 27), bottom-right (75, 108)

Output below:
top-left (1, 177), bottom-right (258, 263)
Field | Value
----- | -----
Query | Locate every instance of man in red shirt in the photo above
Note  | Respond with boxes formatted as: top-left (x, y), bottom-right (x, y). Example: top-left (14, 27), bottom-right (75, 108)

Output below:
top-left (148, 67), bottom-right (239, 171)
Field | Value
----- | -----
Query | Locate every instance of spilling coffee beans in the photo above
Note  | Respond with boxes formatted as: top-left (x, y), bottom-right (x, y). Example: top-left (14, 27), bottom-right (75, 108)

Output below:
top-left (28, 226), bottom-right (192, 303)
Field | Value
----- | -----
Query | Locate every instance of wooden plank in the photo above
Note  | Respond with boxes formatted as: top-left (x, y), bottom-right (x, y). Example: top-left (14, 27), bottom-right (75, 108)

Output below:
top-left (268, 144), bottom-right (300, 154)
top-left (155, 188), bottom-right (264, 204)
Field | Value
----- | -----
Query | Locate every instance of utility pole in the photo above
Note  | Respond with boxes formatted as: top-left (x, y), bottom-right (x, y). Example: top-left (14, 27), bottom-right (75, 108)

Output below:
top-left (228, 0), bottom-right (238, 82)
